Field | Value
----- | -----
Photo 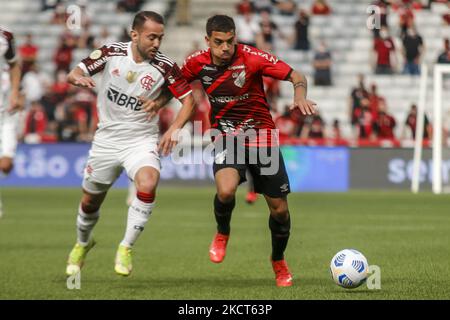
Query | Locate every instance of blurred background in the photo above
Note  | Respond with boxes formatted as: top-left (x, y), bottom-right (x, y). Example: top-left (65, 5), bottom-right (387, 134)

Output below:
top-left (1, 0), bottom-right (450, 191)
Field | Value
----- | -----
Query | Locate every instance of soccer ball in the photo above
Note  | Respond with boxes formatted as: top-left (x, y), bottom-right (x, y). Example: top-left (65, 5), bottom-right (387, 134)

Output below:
top-left (330, 249), bottom-right (369, 289)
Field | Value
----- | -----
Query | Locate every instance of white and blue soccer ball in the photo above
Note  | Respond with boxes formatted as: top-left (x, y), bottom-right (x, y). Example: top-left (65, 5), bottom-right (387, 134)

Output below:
top-left (330, 249), bottom-right (369, 289)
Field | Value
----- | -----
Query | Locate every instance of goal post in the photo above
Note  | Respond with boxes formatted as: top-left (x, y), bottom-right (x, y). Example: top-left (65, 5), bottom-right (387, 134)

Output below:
top-left (432, 64), bottom-right (450, 194)
top-left (411, 64), bottom-right (450, 194)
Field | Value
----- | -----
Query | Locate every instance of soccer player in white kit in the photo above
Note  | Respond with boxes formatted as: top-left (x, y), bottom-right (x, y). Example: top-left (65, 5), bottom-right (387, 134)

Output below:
top-left (0, 27), bottom-right (22, 218)
top-left (65, 11), bottom-right (195, 276)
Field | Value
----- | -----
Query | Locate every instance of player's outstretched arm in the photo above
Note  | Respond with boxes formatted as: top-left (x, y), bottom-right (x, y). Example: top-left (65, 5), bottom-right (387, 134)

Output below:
top-left (7, 60), bottom-right (21, 113)
top-left (158, 93), bottom-right (196, 156)
top-left (67, 66), bottom-right (96, 88)
top-left (288, 70), bottom-right (317, 115)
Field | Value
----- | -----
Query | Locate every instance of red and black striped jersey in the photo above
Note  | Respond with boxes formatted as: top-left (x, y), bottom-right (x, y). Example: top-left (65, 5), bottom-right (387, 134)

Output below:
top-left (182, 44), bottom-right (292, 134)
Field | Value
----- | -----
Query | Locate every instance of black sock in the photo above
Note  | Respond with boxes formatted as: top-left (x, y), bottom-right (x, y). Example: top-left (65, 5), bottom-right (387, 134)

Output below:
top-left (214, 194), bottom-right (235, 235)
top-left (269, 213), bottom-right (291, 261)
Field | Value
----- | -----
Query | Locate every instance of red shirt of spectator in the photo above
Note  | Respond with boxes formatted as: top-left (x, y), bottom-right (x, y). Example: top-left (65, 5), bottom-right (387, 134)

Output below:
top-left (25, 103), bottom-right (47, 135)
top-left (374, 111), bottom-right (396, 139)
top-left (236, 0), bottom-right (255, 15)
top-left (374, 37), bottom-right (395, 67)
top-left (312, 0), bottom-right (331, 15)
top-left (275, 114), bottom-right (298, 139)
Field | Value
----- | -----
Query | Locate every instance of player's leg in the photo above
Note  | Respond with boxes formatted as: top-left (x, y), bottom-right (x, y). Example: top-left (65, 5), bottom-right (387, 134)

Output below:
top-left (209, 167), bottom-right (241, 263)
top-left (252, 147), bottom-right (293, 286)
top-left (264, 195), bottom-right (293, 287)
top-left (116, 146), bottom-right (160, 276)
top-left (126, 179), bottom-right (136, 206)
top-left (66, 146), bottom-right (120, 276)
top-left (66, 186), bottom-right (108, 276)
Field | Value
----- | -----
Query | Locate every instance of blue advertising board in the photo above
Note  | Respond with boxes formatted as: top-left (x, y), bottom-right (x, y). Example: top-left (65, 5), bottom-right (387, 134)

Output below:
top-left (1, 144), bottom-right (349, 192)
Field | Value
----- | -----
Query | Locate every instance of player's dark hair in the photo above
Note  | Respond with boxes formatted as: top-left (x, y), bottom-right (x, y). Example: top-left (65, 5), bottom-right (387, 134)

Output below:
top-left (206, 15), bottom-right (235, 37)
top-left (132, 11), bottom-right (164, 30)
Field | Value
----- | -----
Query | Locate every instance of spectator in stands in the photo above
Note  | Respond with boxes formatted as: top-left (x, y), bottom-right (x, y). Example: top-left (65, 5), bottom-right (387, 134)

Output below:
top-left (397, 2), bottom-right (415, 37)
top-left (78, 23), bottom-right (96, 50)
top-left (23, 101), bottom-right (48, 143)
top-left (437, 38), bottom-right (450, 64)
top-left (254, 0), bottom-right (272, 13)
top-left (258, 9), bottom-right (284, 52)
top-left (77, 0), bottom-right (92, 29)
top-left (313, 41), bottom-right (332, 86)
top-left (117, 0), bottom-right (144, 13)
top-left (356, 105), bottom-right (376, 140)
top-left (21, 63), bottom-right (49, 105)
top-left (402, 104), bottom-right (432, 140)
top-left (301, 114), bottom-right (325, 140)
top-left (373, 102), bottom-right (396, 139)
top-left (19, 33), bottom-right (39, 76)
top-left (331, 119), bottom-right (342, 141)
top-left (235, 12), bottom-right (262, 47)
top-left (94, 27), bottom-right (116, 48)
top-left (41, 0), bottom-right (61, 11)
top-left (349, 74), bottom-right (369, 130)
top-left (53, 32), bottom-right (77, 73)
top-left (119, 27), bottom-right (131, 43)
top-left (275, 105), bottom-right (299, 140)
top-left (368, 83), bottom-right (386, 120)
top-left (402, 27), bottom-right (424, 75)
top-left (311, 0), bottom-right (331, 15)
top-left (51, 2), bottom-right (68, 25)
top-left (176, 0), bottom-right (192, 26)
top-left (293, 9), bottom-right (310, 51)
top-left (373, 26), bottom-right (397, 74)
top-left (236, 0), bottom-right (256, 15)
top-left (51, 70), bottom-right (70, 104)
top-left (272, 0), bottom-right (297, 16)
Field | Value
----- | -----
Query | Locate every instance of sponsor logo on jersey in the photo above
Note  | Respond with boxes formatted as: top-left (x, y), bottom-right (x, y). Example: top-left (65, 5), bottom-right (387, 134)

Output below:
top-left (208, 93), bottom-right (249, 104)
top-left (140, 74), bottom-right (156, 91)
top-left (242, 45), bottom-right (279, 64)
top-left (202, 65), bottom-right (217, 71)
top-left (87, 56), bottom-right (108, 72)
top-left (107, 87), bottom-right (143, 111)
top-left (228, 64), bottom-right (245, 70)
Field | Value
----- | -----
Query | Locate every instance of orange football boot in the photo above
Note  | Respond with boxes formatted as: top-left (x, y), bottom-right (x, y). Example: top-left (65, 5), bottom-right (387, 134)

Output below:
top-left (209, 233), bottom-right (229, 263)
top-left (271, 258), bottom-right (293, 287)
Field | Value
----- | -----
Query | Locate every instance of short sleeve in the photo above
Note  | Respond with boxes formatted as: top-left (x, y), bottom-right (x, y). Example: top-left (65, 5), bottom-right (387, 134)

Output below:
top-left (165, 63), bottom-right (192, 100)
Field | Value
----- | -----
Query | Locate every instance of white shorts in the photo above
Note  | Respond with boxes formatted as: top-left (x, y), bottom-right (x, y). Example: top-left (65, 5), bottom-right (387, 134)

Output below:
top-left (0, 110), bottom-right (19, 158)
top-left (82, 141), bottom-right (161, 194)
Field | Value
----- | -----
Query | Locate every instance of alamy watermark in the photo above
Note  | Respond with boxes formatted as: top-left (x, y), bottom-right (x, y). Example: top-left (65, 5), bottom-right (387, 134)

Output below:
top-left (66, 272), bottom-right (81, 290)
top-left (367, 265), bottom-right (381, 290)
top-left (366, 5), bottom-right (382, 30)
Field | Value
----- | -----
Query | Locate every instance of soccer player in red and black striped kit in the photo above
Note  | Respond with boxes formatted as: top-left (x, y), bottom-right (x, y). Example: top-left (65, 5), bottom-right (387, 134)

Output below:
top-left (148, 15), bottom-right (316, 287)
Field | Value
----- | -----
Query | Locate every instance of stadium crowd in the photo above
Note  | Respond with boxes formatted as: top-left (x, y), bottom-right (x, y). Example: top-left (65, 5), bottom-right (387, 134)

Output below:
top-left (10, 0), bottom-right (450, 147)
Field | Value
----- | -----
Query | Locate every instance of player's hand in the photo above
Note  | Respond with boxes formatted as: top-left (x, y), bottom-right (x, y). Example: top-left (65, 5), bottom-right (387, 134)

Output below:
top-left (139, 96), bottom-right (163, 121)
top-left (291, 97), bottom-right (317, 115)
top-left (158, 128), bottom-right (179, 156)
top-left (73, 76), bottom-right (96, 88)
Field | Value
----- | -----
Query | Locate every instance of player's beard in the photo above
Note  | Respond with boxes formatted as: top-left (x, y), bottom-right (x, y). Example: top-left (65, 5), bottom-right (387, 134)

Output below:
top-left (137, 43), bottom-right (157, 61)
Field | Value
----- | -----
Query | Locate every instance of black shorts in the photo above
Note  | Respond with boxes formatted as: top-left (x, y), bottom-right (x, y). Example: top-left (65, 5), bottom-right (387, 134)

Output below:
top-left (212, 137), bottom-right (291, 198)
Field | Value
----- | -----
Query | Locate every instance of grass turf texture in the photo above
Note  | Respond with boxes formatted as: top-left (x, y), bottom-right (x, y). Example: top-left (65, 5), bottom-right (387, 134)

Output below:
top-left (0, 187), bottom-right (449, 300)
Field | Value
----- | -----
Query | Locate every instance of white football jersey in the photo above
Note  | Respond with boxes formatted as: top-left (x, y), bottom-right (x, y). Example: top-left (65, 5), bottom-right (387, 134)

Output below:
top-left (79, 41), bottom-right (191, 146)
top-left (0, 26), bottom-right (16, 111)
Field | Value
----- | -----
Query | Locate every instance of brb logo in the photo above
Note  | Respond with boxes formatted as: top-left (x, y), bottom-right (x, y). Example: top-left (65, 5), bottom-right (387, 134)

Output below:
top-left (140, 74), bottom-right (156, 91)
top-left (107, 87), bottom-right (143, 111)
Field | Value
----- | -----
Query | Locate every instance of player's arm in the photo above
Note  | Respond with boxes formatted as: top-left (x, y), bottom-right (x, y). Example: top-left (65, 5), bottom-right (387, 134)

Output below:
top-left (67, 66), bottom-right (96, 88)
top-left (287, 70), bottom-right (317, 115)
top-left (158, 93), bottom-right (196, 156)
top-left (7, 59), bottom-right (21, 112)
top-left (141, 87), bottom-right (174, 121)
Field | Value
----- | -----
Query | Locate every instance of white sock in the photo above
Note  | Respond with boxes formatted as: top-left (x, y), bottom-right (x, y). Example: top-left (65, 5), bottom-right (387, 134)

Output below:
top-left (120, 198), bottom-right (154, 248)
top-left (76, 205), bottom-right (100, 246)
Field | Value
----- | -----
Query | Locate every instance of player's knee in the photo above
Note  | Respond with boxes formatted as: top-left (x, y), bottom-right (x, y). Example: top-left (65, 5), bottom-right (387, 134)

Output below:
top-left (270, 206), bottom-right (290, 221)
top-left (0, 159), bottom-right (13, 174)
top-left (217, 188), bottom-right (236, 203)
top-left (135, 179), bottom-right (157, 194)
top-left (80, 194), bottom-right (103, 213)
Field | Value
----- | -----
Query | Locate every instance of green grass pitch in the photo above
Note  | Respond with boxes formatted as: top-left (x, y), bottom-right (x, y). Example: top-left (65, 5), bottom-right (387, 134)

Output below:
top-left (0, 187), bottom-right (449, 300)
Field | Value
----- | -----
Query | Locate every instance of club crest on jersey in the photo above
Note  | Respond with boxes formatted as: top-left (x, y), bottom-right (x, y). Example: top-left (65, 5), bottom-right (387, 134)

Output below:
top-left (140, 74), bottom-right (156, 91)
top-left (126, 71), bottom-right (138, 83)
top-left (234, 70), bottom-right (246, 88)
